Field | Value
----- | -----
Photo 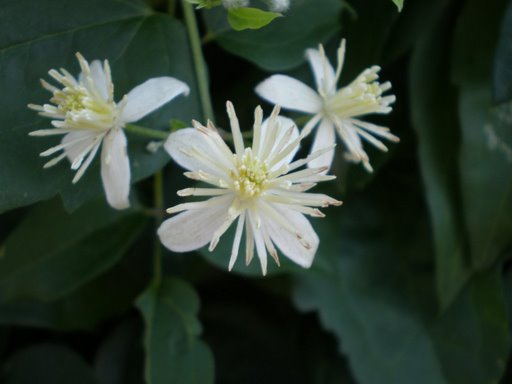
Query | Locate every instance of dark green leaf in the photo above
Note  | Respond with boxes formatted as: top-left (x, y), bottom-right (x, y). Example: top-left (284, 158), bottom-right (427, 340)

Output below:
top-left (452, 0), bottom-right (512, 269)
top-left (136, 278), bottom-right (214, 384)
top-left (493, 1), bottom-right (512, 103)
top-left (227, 7), bottom-right (281, 31)
top-left (1, 344), bottom-right (99, 384)
top-left (0, 240), bottom-right (152, 331)
top-left (431, 265), bottom-right (510, 384)
top-left (203, 0), bottom-right (343, 70)
top-left (293, 178), bottom-right (510, 384)
top-left (409, 5), bottom-right (470, 306)
top-left (0, 1), bottom-right (200, 213)
top-left (94, 320), bottom-right (145, 384)
top-left (0, 199), bottom-right (146, 301)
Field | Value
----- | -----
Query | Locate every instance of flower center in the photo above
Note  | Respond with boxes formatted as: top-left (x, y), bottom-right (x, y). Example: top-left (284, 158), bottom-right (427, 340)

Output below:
top-left (52, 84), bottom-right (117, 131)
top-left (231, 148), bottom-right (268, 199)
top-left (323, 66), bottom-right (392, 119)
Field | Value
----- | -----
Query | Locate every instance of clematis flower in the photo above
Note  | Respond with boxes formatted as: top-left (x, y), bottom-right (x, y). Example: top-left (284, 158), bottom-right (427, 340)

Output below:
top-left (256, 39), bottom-right (398, 172)
top-left (158, 102), bottom-right (341, 275)
top-left (29, 53), bottom-right (189, 209)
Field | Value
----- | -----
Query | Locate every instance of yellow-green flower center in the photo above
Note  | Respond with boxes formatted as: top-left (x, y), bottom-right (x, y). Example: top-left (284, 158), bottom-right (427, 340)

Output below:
top-left (231, 148), bottom-right (268, 199)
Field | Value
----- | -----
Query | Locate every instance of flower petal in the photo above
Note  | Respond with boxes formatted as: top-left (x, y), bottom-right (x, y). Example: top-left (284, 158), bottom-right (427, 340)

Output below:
top-left (62, 130), bottom-right (101, 164)
top-left (263, 204), bottom-right (318, 268)
top-left (306, 47), bottom-right (336, 96)
top-left (255, 75), bottom-right (322, 114)
top-left (308, 118), bottom-right (336, 171)
top-left (89, 60), bottom-right (109, 100)
top-left (158, 197), bottom-right (233, 252)
top-left (260, 115), bottom-right (300, 169)
top-left (121, 77), bottom-right (190, 123)
top-left (164, 128), bottom-right (232, 177)
top-left (100, 128), bottom-right (130, 210)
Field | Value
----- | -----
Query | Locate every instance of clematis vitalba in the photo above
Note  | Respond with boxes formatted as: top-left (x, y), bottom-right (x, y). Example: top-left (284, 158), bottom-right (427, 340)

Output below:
top-left (256, 39), bottom-right (398, 172)
top-left (29, 53), bottom-right (189, 209)
top-left (158, 101), bottom-right (341, 275)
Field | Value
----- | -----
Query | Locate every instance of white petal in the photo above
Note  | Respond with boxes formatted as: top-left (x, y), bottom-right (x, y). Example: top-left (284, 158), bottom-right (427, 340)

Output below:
top-left (260, 115), bottom-right (300, 169)
top-left (158, 197), bottom-right (233, 252)
top-left (263, 204), bottom-right (318, 268)
top-left (306, 47), bottom-right (336, 96)
top-left (89, 60), bottom-right (109, 100)
top-left (255, 75), bottom-right (322, 114)
top-left (164, 128), bottom-right (232, 178)
top-left (308, 118), bottom-right (336, 171)
top-left (100, 129), bottom-right (130, 210)
top-left (62, 130), bottom-right (101, 164)
top-left (121, 77), bottom-right (190, 123)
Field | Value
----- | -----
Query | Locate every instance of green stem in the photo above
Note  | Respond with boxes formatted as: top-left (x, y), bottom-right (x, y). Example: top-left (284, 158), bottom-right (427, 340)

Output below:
top-left (167, 0), bottom-right (176, 15)
top-left (182, 0), bottom-right (215, 122)
top-left (124, 124), bottom-right (168, 140)
top-left (153, 171), bottom-right (164, 285)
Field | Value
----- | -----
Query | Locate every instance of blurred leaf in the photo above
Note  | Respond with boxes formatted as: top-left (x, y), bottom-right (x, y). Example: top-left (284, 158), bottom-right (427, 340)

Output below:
top-left (293, 175), bottom-right (510, 383)
top-left (451, 0), bottom-right (505, 85)
top-left (0, 1), bottom-right (200, 213)
top-left (203, 0), bottom-right (343, 70)
top-left (94, 319), bottom-right (145, 384)
top-left (494, 1), bottom-right (512, 103)
top-left (391, 0), bottom-right (404, 11)
top-left (0, 199), bottom-right (146, 301)
top-left (452, 0), bottom-right (512, 269)
top-left (0, 239), bottom-right (152, 331)
top-left (136, 278), bottom-right (214, 384)
top-left (1, 344), bottom-right (98, 384)
top-left (409, 5), bottom-right (470, 306)
top-left (227, 7), bottom-right (281, 31)
top-left (431, 264), bottom-right (510, 384)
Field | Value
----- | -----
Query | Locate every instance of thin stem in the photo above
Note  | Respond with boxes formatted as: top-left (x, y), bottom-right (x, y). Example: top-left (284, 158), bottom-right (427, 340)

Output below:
top-left (182, 0), bottom-right (215, 122)
top-left (153, 171), bottom-right (165, 285)
top-left (124, 124), bottom-right (168, 140)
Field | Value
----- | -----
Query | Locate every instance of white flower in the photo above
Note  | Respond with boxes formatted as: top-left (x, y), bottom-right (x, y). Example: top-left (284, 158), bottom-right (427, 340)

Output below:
top-left (158, 101), bottom-right (341, 275)
top-left (29, 53), bottom-right (189, 209)
top-left (222, 0), bottom-right (249, 9)
top-left (267, 0), bottom-right (290, 12)
top-left (256, 39), bottom-right (398, 172)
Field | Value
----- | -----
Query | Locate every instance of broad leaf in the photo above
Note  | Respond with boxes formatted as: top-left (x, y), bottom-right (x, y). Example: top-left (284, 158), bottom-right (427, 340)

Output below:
top-left (1, 344), bottom-right (99, 384)
top-left (0, 241), bottom-right (152, 331)
top-left (0, 1), bottom-right (200, 213)
top-left (452, 0), bottom-right (512, 268)
top-left (293, 177), bottom-right (510, 383)
top-left (0, 199), bottom-right (146, 301)
top-left (203, 0), bottom-right (343, 70)
top-left (136, 278), bottom-right (214, 384)
top-left (391, 0), bottom-right (404, 11)
top-left (409, 5), bottom-right (470, 306)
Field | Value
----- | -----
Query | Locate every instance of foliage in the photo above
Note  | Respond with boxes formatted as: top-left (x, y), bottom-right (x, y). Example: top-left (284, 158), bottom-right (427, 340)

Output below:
top-left (1, 0), bottom-right (512, 383)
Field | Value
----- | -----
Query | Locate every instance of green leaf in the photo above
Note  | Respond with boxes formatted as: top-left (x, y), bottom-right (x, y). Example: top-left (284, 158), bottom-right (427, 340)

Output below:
top-left (0, 1), bottom-right (200, 213)
top-left (1, 344), bottom-right (98, 384)
top-left (391, 0), bottom-right (404, 11)
top-left (94, 320), bottom-right (145, 384)
top-left (452, 0), bottom-right (512, 268)
top-left (494, 1), bottom-right (512, 103)
top-left (409, 5), bottom-right (470, 306)
top-left (293, 182), bottom-right (511, 384)
top-left (0, 199), bottom-right (146, 301)
top-left (203, 0), bottom-right (343, 70)
top-left (431, 264), bottom-right (510, 384)
top-left (0, 241), bottom-right (152, 331)
top-left (136, 279), bottom-right (214, 384)
top-left (227, 7), bottom-right (281, 31)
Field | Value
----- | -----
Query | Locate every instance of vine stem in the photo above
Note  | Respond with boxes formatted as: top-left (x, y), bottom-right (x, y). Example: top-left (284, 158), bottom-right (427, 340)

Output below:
top-left (153, 171), bottom-right (164, 286)
top-left (125, 124), bottom-right (168, 140)
top-left (182, 0), bottom-right (215, 122)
